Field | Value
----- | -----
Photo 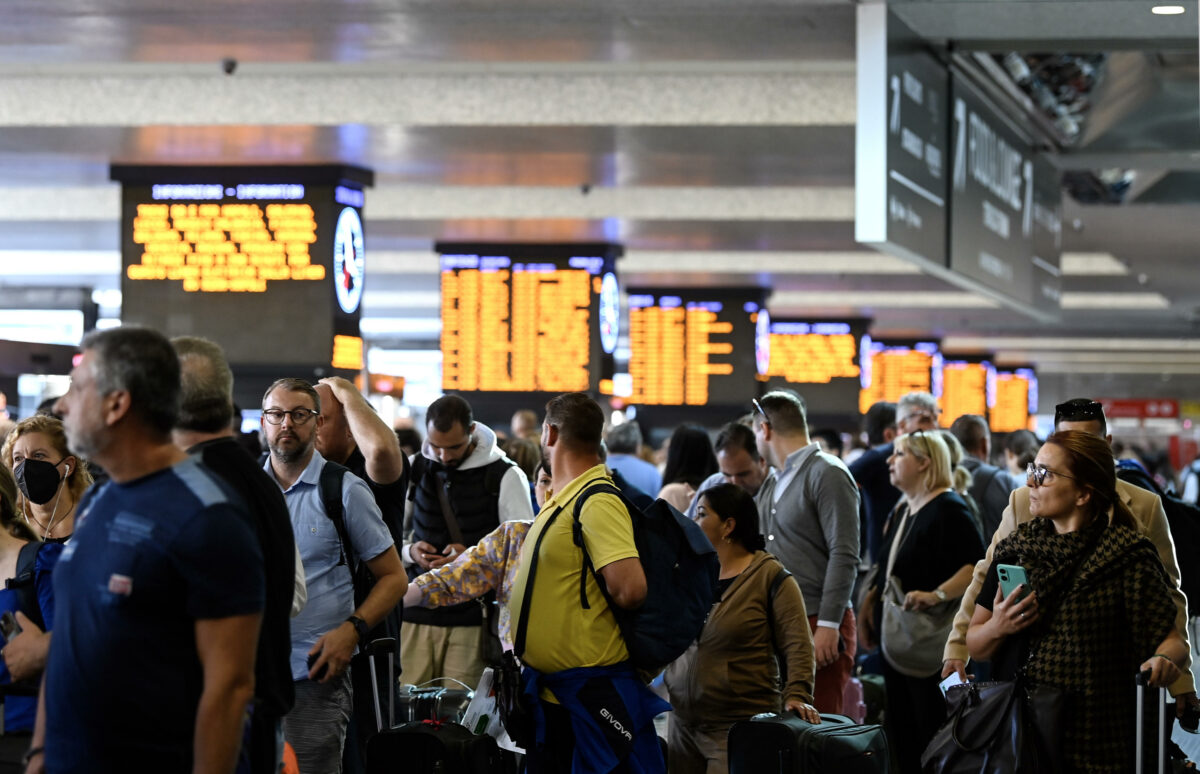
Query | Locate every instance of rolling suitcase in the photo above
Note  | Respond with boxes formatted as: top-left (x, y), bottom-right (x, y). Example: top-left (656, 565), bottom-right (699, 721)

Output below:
top-left (1136, 671), bottom-right (1197, 774)
top-left (365, 719), bottom-right (509, 774)
top-left (727, 711), bottom-right (890, 774)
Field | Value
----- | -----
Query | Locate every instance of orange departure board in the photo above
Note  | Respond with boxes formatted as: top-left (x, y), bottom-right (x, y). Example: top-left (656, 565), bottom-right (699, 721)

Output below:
top-left (113, 164), bottom-right (372, 369)
top-left (939, 360), bottom-right (992, 426)
top-left (438, 243), bottom-right (620, 395)
top-left (627, 289), bottom-right (767, 406)
top-left (765, 320), bottom-right (867, 416)
top-left (990, 367), bottom-right (1038, 432)
top-left (858, 338), bottom-right (941, 414)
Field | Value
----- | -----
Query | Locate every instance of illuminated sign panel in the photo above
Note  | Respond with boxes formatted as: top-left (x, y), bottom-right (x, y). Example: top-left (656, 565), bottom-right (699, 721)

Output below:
top-left (765, 320), bottom-right (866, 417)
top-left (939, 359), bottom-right (992, 426)
top-left (858, 338), bottom-right (942, 414)
top-left (438, 243), bottom-right (620, 394)
top-left (627, 288), bottom-right (767, 407)
top-left (113, 164), bottom-right (371, 368)
top-left (990, 367), bottom-right (1037, 432)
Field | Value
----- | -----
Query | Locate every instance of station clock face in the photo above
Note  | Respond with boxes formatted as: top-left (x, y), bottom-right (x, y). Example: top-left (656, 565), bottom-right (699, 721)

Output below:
top-left (333, 207), bottom-right (364, 314)
top-left (599, 271), bottom-right (620, 355)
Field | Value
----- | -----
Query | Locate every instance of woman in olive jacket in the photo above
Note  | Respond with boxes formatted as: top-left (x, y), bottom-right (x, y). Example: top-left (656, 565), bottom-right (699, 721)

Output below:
top-left (663, 483), bottom-right (818, 774)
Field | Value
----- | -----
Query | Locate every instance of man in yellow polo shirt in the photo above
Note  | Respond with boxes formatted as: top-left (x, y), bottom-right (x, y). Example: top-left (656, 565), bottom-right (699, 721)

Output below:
top-left (510, 392), bottom-right (667, 774)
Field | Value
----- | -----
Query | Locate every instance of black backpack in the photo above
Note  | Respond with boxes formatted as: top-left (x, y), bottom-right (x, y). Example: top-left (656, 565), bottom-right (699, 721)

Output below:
top-left (4, 541), bottom-right (47, 631)
top-left (569, 482), bottom-right (720, 673)
top-left (1117, 464), bottom-right (1200, 604)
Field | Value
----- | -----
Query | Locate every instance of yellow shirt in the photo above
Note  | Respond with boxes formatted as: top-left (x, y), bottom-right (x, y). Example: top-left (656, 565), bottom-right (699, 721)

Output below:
top-left (508, 464), bottom-right (639, 674)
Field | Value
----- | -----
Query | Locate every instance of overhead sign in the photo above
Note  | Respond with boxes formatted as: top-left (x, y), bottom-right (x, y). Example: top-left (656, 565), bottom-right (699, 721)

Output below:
top-left (940, 358), bottom-right (993, 426)
top-left (856, 6), bottom-right (949, 267)
top-left (858, 337), bottom-right (942, 415)
top-left (990, 367), bottom-right (1037, 432)
top-left (627, 288), bottom-right (768, 407)
top-left (112, 164), bottom-right (371, 368)
top-left (1030, 154), bottom-right (1064, 306)
top-left (764, 320), bottom-right (867, 417)
top-left (437, 243), bottom-right (620, 395)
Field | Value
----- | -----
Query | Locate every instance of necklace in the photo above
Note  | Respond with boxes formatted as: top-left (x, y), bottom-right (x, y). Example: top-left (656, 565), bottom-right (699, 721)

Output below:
top-left (23, 488), bottom-right (69, 541)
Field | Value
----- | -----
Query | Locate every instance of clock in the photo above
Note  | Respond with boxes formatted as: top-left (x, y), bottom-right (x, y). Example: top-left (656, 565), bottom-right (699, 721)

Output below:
top-left (333, 206), bottom-right (364, 315)
top-left (599, 271), bottom-right (620, 355)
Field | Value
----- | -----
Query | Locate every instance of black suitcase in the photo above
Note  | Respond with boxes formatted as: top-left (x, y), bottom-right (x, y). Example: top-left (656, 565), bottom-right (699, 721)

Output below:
top-left (365, 719), bottom-right (508, 774)
top-left (727, 711), bottom-right (890, 774)
top-left (1136, 671), bottom-right (1196, 774)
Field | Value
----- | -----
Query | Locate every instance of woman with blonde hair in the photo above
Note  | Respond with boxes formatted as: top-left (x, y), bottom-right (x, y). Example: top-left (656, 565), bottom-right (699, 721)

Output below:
top-left (1, 415), bottom-right (92, 543)
top-left (860, 431), bottom-right (984, 773)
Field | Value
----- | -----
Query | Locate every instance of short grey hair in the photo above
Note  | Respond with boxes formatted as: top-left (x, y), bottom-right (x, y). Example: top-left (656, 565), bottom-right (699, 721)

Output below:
top-left (82, 326), bottom-right (180, 437)
top-left (605, 422), bottom-right (643, 455)
top-left (172, 336), bottom-right (234, 433)
top-left (898, 391), bottom-right (938, 417)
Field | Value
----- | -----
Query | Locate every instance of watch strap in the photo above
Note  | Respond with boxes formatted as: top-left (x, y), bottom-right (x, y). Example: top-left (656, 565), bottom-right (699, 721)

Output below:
top-left (346, 615), bottom-right (369, 645)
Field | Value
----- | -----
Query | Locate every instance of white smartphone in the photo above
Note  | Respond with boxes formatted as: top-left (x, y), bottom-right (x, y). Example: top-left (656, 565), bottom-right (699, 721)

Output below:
top-left (939, 671), bottom-right (966, 696)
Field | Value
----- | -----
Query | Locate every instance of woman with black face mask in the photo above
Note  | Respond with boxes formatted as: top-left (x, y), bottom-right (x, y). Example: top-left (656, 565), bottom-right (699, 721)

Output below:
top-left (1, 415), bottom-right (92, 543)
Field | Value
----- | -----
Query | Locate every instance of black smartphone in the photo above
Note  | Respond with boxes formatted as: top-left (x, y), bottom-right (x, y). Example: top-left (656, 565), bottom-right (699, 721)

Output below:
top-left (306, 652), bottom-right (329, 681)
top-left (0, 611), bottom-right (21, 641)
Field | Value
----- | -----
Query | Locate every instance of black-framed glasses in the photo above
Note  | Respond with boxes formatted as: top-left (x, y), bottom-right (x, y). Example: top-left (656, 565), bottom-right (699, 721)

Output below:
top-left (263, 408), bottom-right (319, 425)
top-left (1026, 462), bottom-right (1077, 487)
top-left (752, 398), bottom-right (769, 423)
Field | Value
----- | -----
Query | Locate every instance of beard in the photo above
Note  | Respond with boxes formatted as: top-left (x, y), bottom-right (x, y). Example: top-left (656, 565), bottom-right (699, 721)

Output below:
top-left (270, 436), bottom-right (313, 464)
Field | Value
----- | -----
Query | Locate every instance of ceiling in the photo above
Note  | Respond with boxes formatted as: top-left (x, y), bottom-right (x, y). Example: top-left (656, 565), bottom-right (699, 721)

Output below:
top-left (1, 0), bottom-right (1199, 407)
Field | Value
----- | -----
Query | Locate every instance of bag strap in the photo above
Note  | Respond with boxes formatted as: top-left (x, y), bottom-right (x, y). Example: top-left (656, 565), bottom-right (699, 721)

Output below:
top-left (513, 504), bottom-right (566, 658)
top-left (766, 566), bottom-right (793, 688)
top-left (883, 501), bottom-right (913, 582)
top-left (433, 472), bottom-right (466, 546)
top-left (4, 541), bottom-right (45, 631)
top-left (570, 481), bottom-right (627, 611)
top-left (950, 682), bottom-right (1023, 753)
top-left (319, 462), bottom-right (354, 569)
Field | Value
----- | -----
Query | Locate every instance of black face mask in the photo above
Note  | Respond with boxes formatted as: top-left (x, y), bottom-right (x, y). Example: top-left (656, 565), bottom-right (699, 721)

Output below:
top-left (14, 458), bottom-right (65, 505)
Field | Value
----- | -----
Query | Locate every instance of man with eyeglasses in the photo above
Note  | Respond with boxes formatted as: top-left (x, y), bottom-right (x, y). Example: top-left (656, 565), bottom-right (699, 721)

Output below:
top-left (753, 390), bottom-right (861, 713)
top-left (261, 378), bottom-right (407, 774)
top-left (401, 394), bottom-right (533, 687)
top-left (943, 398), bottom-right (1196, 720)
top-left (850, 393), bottom-right (939, 564)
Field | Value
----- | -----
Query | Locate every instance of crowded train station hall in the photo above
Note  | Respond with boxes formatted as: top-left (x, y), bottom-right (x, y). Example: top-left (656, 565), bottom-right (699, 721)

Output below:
top-left (1, 1), bottom-right (1200, 772)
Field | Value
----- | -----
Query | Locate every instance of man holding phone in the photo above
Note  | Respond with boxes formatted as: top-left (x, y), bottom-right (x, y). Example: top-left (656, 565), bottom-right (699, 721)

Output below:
top-left (943, 398), bottom-right (1196, 716)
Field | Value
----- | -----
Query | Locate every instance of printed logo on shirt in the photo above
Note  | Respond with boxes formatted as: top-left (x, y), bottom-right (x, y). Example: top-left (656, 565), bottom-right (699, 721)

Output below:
top-left (108, 574), bottom-right (133, 596)
top-left (600, 707), bottom-right (633, 742)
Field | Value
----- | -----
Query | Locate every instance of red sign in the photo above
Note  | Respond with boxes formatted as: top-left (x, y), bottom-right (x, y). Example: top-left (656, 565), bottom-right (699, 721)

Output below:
top-left (1097, 399), bottom-right (1179, 420)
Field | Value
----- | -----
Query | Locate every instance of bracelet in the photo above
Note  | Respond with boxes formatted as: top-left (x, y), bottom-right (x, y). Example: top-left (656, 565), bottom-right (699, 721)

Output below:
top-left (21, 746), bottom-right (44, 765)
top-left (1153, 653), bottom-right (1175, 665)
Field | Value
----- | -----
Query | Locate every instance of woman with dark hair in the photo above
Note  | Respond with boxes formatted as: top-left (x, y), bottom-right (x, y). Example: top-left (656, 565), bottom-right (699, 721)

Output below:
top-left (1003, 429), bottom-right (1041, 479)
top-left (663, 483), bottom-right (817, 774)
top-left (967, 430), bottom-right (1184, 773)
top-left (658, 424), bottom-right (718, 512)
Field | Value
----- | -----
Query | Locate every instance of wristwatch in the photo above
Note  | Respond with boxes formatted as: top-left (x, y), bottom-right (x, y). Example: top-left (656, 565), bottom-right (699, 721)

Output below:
top-left (933, 588), bottom-right (947, 602)
top-left (346, 615), bottom-right (369, 646)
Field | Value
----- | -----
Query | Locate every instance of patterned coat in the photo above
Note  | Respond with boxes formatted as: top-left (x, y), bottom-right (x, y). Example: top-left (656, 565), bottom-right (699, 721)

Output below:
top-left (989, 518), bottom-right (1176, 773)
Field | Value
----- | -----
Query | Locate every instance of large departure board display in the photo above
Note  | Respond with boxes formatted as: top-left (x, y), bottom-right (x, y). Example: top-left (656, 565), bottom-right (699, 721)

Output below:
top-left (438, 243), bottom-right (620, 395)
top-left (113, 164), bottom-right (372, 369)
top-left (627, 288), bottom-right (768, 407)
top-left (990, 367), bottom-right (1038, 432)
top-left (939, 359), bottom-right (992, 425)
top-left (858, 337), bottom-right (942, 414)
top-left (765, 320), bottom-right (867, 417)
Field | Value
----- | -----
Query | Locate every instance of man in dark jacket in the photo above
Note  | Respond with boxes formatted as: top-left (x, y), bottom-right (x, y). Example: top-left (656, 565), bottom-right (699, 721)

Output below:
top-left (949, 413), bottom-right (1016, 539)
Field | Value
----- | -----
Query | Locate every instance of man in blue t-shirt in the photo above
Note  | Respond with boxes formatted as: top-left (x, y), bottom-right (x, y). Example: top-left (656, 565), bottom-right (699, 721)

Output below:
top-left (32, 326), bottom-right (265, 774)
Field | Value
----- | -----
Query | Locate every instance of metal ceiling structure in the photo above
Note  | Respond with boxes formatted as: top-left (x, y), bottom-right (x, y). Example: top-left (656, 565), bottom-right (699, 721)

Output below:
top-left (1, 0), bottom-right (1198, 404)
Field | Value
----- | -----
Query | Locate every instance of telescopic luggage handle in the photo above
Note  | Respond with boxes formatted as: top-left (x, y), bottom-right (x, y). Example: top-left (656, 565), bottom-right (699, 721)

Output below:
top-left (1136, 669), bottom-right (1168, 774)
top-left (367, 637), bottom-right (397, 732)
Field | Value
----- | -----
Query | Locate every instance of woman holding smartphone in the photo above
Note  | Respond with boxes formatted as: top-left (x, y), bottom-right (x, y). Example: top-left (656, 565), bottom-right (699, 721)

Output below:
top-left (967, 430), bottom-right (1184, 773)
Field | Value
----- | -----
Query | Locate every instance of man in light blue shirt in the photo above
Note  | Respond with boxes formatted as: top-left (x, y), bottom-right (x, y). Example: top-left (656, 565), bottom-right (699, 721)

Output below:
top-left (262, 378), bottom-right (407, 774)
top-left (604, 421), bottom-right (662, 496)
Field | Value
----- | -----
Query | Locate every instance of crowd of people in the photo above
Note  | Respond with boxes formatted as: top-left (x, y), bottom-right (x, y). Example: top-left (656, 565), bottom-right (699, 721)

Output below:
top-left (0, 327), bottom-right (1195, 774)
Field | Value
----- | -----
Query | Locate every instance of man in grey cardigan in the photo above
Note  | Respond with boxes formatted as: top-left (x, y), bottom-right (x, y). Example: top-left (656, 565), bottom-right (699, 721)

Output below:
top-left (753, 390), bottom-right (861, 713)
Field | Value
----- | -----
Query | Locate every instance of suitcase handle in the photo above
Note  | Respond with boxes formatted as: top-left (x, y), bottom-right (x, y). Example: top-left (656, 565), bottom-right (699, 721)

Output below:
top-left (1135, 670), bottom-right (1169, 774)
top-left (367, 637), bottom-right (397, 732)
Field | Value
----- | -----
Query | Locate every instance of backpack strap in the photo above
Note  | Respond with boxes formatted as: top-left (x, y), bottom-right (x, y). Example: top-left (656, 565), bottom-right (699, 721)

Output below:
top-left (513, 505), bottom-right (566, 658)
top-left (570, 481), bottom-right (628, 611)
top-left (766, 566), bottom-right (793, 688)
top-left (5, 541), bottom-right (45, 632)
top-left (484, 457), bottom-right (516, 499)
top-left (320, 461), bottom-right (353, 569)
